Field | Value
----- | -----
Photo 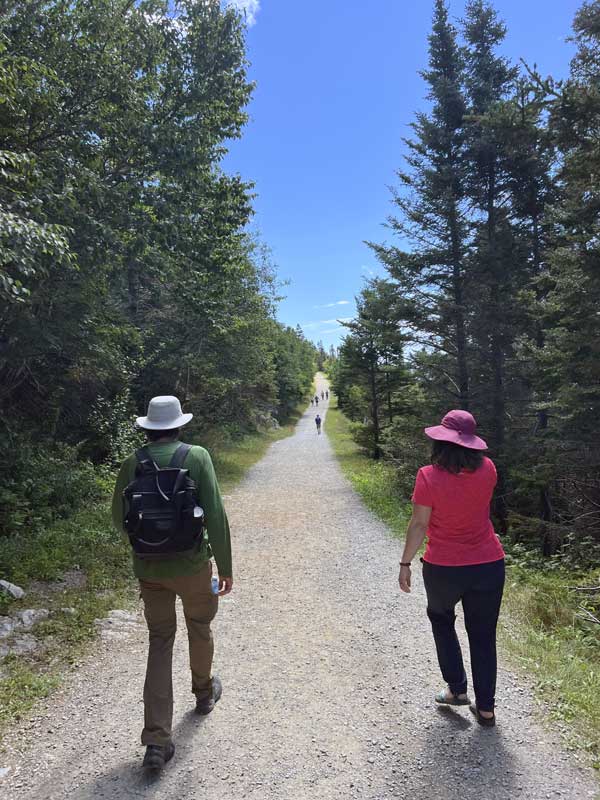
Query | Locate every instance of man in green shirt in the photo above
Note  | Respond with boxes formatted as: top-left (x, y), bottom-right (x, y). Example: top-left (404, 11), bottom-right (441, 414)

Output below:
top-left (112, 395), bottom-right (233, 771)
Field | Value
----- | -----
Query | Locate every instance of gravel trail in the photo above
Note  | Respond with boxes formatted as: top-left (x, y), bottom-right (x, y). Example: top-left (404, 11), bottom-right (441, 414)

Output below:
top-left (2, 376), bottom-right (598, 800)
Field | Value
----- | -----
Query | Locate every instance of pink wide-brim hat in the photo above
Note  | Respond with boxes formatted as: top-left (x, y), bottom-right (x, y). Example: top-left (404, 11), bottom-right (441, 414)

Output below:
top-left (424, 409), bottom-right (488, 451)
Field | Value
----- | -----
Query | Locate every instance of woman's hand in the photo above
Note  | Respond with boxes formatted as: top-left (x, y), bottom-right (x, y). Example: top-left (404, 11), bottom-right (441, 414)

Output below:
top-left (399, 565), bottom-right (412, 593)
top-left (398, 503), bottom-right (430, 594)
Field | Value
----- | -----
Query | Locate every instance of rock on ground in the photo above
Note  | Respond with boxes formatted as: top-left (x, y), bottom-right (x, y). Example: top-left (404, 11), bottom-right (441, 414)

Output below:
top-left (1, 377), bottom-right (598, 800)
top-left (0, 581), bottom-right (25, 600)
top-left (16, 609), bottom-right (50, 629)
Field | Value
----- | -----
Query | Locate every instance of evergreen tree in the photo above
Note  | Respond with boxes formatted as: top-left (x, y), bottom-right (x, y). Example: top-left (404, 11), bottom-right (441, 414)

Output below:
top-left (461, 0), bottom-right (519, 454)
top-left (272, 324), bottom-right (317, 420)
top-left (316, 340), bottom-right (327, 371)
top-left (538, 0), bottom-right (600, 435)
top-left (333, 280), bottom-right (406, 459)
top-left (369, 0), bottom-right (471, 408)
top-left (520, 0), bottom-right (600, 550)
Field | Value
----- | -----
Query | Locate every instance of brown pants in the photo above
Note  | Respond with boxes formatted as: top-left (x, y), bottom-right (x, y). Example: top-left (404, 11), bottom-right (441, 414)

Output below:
top-left (139, 561), bottom-right (218, 746)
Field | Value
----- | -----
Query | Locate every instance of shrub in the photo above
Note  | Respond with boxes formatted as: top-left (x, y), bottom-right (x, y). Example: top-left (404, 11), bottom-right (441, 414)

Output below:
top-left (0, 439), bottom-right (103, 537)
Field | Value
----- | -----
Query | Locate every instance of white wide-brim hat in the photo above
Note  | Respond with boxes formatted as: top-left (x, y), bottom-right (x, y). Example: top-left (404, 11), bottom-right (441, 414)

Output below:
top-left (136, 395), bottom-right (193, 430)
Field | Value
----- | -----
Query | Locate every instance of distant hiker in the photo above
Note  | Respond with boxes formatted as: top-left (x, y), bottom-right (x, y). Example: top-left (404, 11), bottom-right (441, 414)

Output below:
top-left (321, 391), bottom-right (324, 400)
top-left (314, 396), bottom-right (319, 406)
top-left (326, 390), bottom-right (329, 400)
top-left (112, 395), bottom-right (233, 770)
top-left (310, 398), bottom-right (314, 406)
top-left (398, 410), bottom-right (504, 727)
top-left (315, 414), bottom-right (322, 434)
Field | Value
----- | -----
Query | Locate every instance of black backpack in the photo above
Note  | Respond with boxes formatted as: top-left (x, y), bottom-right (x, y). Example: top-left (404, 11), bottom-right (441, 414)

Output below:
top-left (123, 443), bottom-right (205, 559)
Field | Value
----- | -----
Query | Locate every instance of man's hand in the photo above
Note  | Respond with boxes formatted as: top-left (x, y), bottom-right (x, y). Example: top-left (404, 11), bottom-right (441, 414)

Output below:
top-left (398, 565), bottom-right (411, 594)
top-left (218, 576), bottom-right (233, 596)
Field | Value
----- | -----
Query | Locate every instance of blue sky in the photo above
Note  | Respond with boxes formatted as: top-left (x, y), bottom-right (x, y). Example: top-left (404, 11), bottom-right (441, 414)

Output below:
top-left (224, 0), bottom-right (581, 348)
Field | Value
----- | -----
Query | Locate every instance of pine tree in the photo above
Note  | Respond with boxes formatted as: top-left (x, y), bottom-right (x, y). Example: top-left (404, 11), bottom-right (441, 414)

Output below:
top-left (335, 280), bottom-right (406, 459)
top-left (539, 0), bottom-right (600, 435)
top-left (519, 0), bottom-right (600, 550)
top-left (369, 0), bottom-right (471, 408)
top-left (462, 0), bottom-right (520, 455)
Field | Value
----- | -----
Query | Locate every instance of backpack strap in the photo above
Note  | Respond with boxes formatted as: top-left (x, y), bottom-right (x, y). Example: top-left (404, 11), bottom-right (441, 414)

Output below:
top-left (135, 447), bottom-right (158, 470)
top-left (169, 443), bottom-right (192, 469)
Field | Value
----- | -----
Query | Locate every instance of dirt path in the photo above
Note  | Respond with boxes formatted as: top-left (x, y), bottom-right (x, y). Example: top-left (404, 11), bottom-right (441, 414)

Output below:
top-left (2, 376), bottom-right (598, 800)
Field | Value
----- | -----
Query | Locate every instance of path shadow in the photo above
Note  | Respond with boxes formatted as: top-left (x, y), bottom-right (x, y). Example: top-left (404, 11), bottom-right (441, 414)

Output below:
top-left (434, 704), bottom-right (472, 730)
top-left (386, 705), bottom-right (518, 800)
top-left (72, 710), bottom-right (209, 800)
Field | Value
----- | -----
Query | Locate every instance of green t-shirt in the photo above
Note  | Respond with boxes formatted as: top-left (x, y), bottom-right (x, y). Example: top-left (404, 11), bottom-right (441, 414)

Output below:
top-left (111, 441), bottom-right (232, 580)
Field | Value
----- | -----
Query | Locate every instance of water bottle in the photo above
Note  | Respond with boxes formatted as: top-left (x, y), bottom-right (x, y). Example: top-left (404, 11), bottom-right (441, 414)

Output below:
top-left (211, 575), bottom-right (220, 595)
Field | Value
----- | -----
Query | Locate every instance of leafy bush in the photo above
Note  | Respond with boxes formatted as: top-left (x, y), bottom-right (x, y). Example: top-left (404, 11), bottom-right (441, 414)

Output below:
top-left (349, 420), bottom-right (377, 457)
top-left (0, 439), bottom-right (103, 538)
top-left (380, 416), bottom-right (430, 498)
top-left (89, 390), bottom-right (144, 465)
top-left (505, 533), bottom-right (600, 573)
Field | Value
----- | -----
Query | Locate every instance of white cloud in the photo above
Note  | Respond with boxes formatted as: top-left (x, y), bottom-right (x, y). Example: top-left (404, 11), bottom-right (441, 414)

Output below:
top-left (313, 300), bottom-right (350, 309)
top-left (303, 317), bottom-right (352, 329)
top-left (225, 0), bottom-right (260, 25)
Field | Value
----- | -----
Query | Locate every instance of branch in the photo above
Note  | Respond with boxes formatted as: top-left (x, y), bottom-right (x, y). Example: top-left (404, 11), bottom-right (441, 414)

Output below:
top-left (577, 606), bottom-right (600, 626)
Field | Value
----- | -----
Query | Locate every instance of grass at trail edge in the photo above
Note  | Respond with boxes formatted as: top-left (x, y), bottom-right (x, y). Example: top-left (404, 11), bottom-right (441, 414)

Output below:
top-left (325, 401), bottom-right (600, 768)
top-left (324, 404), bottom-right (411, 537)
top-left (0, 409), bottom-right (305, 743)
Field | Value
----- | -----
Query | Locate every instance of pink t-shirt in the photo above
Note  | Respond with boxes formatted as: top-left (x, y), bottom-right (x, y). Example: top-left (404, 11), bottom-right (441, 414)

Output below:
top-left (411, 457), bottom-right (505, 566)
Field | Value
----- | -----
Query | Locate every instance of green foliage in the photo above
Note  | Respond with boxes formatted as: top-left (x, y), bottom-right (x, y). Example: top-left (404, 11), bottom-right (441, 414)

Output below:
top-left (0, 0), bottom-right (317, 537)
top-left (315, 340), bottom-right (328, 371)
top-left (337, 0), bottom-right (600, 556)
top-left (0, 505), bottom-right (128, 588)
top-left (501, 563), bottom-right (600, 762)
top-left (89, 391), bottom-right (145, 465)
top-left (326, 401), bottom-right (411, 538)
top-left (348, 421), bottom-right (377, 457)
top-left (0, 441), bottom-right (103, 538)
top-left (271, 324), bottom-right (317, 420)
top-left (0, 662), bottom-right (60, 729)
top-left (368, 0), bottom-right (472, 409)
top-left (344, 385), bottom-right (369, 422)
top-left (331, 279), bottom-right (407, 459)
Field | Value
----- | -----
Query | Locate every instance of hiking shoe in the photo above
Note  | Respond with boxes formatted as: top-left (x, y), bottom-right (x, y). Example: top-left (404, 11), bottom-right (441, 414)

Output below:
top-left (435, 688), bottom-right (471, 706)
top-left (469, 703), bottom-right (496, 727)
top-left (142, 742), bottom-right (175, 771)
top-left (195, 675), bottom-right (223, 715)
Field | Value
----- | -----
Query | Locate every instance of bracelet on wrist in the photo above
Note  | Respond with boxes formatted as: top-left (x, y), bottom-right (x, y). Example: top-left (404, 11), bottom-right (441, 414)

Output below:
top-left (400, 561), bottom-right (412, 567)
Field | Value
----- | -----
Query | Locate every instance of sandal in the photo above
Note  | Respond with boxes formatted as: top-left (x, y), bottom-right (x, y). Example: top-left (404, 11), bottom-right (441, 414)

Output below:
top-left (435, 688), bottom-right (471, 706)
top-left (469, 703), bottom-right (496, 727)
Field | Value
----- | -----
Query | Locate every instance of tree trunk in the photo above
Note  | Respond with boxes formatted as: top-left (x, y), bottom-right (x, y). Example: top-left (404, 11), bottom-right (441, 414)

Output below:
top-left (449, 205), bottom-right (470, 409)
top-left (127, 258), bottom-right (139, 318)
top-left (486, 163), bottom-right (508, 535)
top-left (385, 369), bottom-right (393, 423)
top-left (487, 165), bottom-right (504, 454)
top-left (369, 353), bottom-right (381, 460)
top-left (531, 213), bottom-right (555, 553)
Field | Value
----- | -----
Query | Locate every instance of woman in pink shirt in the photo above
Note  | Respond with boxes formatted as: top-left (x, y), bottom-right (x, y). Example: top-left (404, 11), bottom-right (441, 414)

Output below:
top-left (398, 410), bottom-right (505, 726)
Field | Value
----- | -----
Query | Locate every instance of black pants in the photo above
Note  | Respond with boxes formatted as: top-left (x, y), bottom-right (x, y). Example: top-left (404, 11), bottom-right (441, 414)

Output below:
top-left (422, 558), bottom-right (505, 712)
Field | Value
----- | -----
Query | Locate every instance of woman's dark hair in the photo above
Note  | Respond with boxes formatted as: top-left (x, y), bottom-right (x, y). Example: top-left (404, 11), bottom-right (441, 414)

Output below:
top-left (431, 440), bottom-right (484, 474)
top-left (145, 428), bottom-right (181, 442)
